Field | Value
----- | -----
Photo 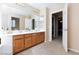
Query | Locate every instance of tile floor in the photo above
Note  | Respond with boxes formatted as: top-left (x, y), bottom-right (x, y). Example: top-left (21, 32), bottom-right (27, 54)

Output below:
top-left (17, 38), bottom-right (79, 55)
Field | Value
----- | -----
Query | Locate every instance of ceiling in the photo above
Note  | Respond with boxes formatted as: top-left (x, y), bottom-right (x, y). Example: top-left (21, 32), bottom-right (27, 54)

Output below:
top-left (28, 3), bottom-right (65, 10)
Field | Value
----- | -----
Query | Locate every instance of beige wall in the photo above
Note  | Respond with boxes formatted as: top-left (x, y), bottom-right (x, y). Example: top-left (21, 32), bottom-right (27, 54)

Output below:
top-left (46, 8), bottom-right (50, 42)
top-left (68, 3), bottom-right (79, 51)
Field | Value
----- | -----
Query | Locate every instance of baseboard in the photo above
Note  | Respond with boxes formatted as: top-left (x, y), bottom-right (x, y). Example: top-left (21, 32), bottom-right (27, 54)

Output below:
top-left (68, 48), bottom-right (79, 53)
top-left (44, 39), bottom-right (47, 42)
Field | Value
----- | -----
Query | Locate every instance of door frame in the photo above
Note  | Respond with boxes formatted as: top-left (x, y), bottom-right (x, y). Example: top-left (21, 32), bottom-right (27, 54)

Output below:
top-left (49, 6), bottom-right (68, 52)
top-left (49, 9), bottom-right (63, 42)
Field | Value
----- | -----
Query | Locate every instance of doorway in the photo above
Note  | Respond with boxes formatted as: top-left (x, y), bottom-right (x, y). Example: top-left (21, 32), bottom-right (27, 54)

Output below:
top-left (50, 4), bottom-right (68, 52)
top-left (52, 11), bottom-right (63, 40)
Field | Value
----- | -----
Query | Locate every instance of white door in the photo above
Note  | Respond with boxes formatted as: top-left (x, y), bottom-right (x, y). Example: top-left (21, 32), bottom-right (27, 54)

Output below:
top-left (63, 4), bottom-right (68, 52)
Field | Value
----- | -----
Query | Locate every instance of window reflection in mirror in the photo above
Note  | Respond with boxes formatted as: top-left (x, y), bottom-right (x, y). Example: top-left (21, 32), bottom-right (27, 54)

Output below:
top-left (11, 17), bottom-right (20, 30)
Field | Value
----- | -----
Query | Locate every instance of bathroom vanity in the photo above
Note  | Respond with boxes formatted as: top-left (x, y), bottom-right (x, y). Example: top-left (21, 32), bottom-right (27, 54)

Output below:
top-left (0, 4), bottom-right (46, 55)
top-left (1, 30), bottom-right (45, 55)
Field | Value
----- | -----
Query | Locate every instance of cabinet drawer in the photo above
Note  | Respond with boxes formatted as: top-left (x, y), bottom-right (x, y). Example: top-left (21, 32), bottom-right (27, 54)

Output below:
top-left (13, 35), bottom-right (24, 39)
top-left (24, 34), bottom-right (32, 38)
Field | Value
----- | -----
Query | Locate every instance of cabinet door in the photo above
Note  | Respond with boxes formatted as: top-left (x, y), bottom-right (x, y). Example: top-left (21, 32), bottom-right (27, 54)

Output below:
top-left (13, 38), bottom-right (24, 54)
top-left (37, 32), bottom-right (45, 43)
top-left (36, 33), bottom-right (42, 43)
top-left (31, 33), bottom-right (37, 45)
top-left (24, 37), bottom-right (32, 48)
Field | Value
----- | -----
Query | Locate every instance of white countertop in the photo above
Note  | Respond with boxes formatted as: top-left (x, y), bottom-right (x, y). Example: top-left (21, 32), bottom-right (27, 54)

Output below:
top-left (3, 30), bottom-right (45, 36)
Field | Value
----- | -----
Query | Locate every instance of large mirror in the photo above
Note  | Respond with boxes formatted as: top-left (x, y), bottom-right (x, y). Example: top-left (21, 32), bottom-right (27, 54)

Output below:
top-left (0, 3), bottom-right (44, 31)
top-left (10, 15), bottom-right (37, 30)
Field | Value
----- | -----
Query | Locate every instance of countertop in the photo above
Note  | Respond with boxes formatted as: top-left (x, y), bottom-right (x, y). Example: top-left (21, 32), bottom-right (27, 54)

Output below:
top-left (3, 30), bottom-right (45, 36)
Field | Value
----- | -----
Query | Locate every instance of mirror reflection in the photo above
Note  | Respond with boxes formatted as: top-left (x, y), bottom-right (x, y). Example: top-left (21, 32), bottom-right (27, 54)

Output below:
top-left (11, 17), bottom-right (20, 30)
top-left (0, 3), bottom-right (45, 31)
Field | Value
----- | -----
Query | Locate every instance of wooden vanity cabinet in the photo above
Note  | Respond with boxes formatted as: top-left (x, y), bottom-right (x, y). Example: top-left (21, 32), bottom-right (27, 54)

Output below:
top-left (24, 34), bottom-right (32, 49)
top-left (13, 32), bottom-right (45, 54)
top-left (13, 35), bottom-right (24, 54)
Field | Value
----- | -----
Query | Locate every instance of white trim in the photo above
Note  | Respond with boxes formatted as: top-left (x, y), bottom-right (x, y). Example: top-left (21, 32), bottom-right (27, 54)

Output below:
top-left (68, 48), bottom-right (79, 53)
top-left (44, 39), bottom-right (47, 42)
top-left (49, 8), bottom-right (64, 42)
top-left (50, 9), bottom-right (63, 15)
top-left (48, 39), bottom-right (52, 42)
